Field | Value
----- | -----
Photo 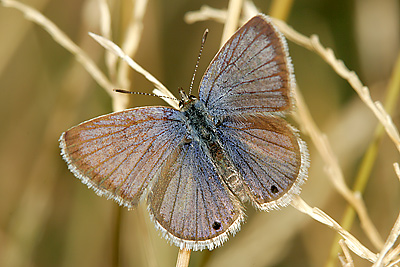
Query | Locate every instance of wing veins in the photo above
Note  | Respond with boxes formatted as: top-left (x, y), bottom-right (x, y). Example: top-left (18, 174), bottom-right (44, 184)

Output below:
top-left (72, 123), bottom-right (168, 164)
top-left (168, 146), bottom-right (187, 233)
top-left (224, 127), bottom-right (295, 152)
top-left (204, 25), bottom-right (250, 105)
top-left (233, 143), bottom-right (290, 193)
top-left (98, 126), bottom-right (174, 190)
top-left (116, 124), bottom-right (184, 195)
top-left (71, 117), bottom-right (179, 145)
top-left (205, 29), bottom-right (270, 107)
top-left (208, 73), bottom-right (284, 111)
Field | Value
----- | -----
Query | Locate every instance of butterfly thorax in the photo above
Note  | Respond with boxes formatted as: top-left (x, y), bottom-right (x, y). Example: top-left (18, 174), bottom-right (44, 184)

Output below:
top-left (180, 97), bottom-right (216, 143)
top-left (180, 96), bottom-right (248, 201)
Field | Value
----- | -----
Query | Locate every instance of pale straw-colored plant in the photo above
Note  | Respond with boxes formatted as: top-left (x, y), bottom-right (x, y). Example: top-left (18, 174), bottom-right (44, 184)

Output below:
top-left (2, 0), bottom-right (399, 266)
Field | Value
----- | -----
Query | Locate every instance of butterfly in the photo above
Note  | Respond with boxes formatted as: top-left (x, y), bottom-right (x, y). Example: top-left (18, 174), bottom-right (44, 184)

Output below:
top-left (59, 14), bottom-right (309, 251)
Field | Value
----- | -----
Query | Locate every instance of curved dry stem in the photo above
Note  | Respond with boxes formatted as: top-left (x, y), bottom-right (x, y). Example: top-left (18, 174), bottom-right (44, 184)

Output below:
top-left (294, 88), bottom-right (384, 250)
top-left (291, 196), bottom-right (377, 263)
top-left (331, 50), bottom-right (400, 264)
top-left (277, 17), bottom-right (400, 266)
top-left (184, 5), bottom-right (227, 24)
top-left (371, 163), bottom-right (400, 266)
top-left (0, 2), bottom-right (120, 266)
top-left (184, 1), bottom-right (259, 25)
top-left (273, 19), bottom-right (400, 265)
top-left (6, 0), bottom-right (398, 264)
top-left (273, 19), bottom-right (400, 153)
top-left (273, 17), bottom-right (395, 250)
top-left (1, 0), bottom-right (115, 95)
top-left (374, 204), bottom-right (400, 266)
top-left (88, 32), bottom-right (179, 110)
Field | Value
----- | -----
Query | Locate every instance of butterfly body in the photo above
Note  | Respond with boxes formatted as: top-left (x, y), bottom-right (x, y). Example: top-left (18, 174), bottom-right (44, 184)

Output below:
top-left (180, 92), bottom-right (248, 202)
top-left (60, 14), bottom-right (309, 251)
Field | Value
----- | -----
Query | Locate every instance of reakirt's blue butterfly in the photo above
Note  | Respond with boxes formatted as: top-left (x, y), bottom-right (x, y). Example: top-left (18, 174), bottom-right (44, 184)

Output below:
top-left (59, 14), bottom-right (309, 251)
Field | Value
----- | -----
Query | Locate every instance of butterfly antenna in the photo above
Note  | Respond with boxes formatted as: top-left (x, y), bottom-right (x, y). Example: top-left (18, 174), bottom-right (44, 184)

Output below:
top-left (188, 29), bottom-right (209, 96)
top-left (114, 89), bottom-right (178, 102)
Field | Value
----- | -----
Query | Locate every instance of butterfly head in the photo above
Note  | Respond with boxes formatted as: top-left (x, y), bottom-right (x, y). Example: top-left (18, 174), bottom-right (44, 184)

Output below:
top-left (179, 88), bottom-right (197, 110)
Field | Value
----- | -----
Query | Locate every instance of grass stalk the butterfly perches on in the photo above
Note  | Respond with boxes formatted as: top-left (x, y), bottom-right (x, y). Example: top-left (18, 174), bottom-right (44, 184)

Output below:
top-left (2, 0), bottom-right (400, 266)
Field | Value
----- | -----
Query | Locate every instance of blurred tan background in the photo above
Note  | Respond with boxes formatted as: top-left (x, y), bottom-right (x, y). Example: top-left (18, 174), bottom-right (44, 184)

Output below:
top-left (0, 0), bottom-right (399, 266)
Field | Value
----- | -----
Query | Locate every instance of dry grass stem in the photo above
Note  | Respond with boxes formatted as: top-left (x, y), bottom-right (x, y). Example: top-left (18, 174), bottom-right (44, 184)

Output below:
top-left (220, 0), bottom-right (243, 47)
top-left (338, 239), bottom-right (354, 267)
top-left (184, 1), bottom-right (259, 25)
top-left (277, 17), bottom-right (400, 265)
top-left (272, 19), bottom-right (400, 154)
top-left (0, 0), bottom-right (115, 95)
top-left (1, 2), bottom-right (151, 265)
top-left (117, 0), bottom-right (148, 89)
top-left (98, 0), bottom-right (117, 81)
top-left (274, 17), bottom-right (390, 249)
top-left (3, 0), bottom-right (398, 265)
top-left (98, 0), bottom-right (112, 39)
top-left (291, 196), bottom-right (377, 263)
top-left (338, 51), bottom-right (400, 262)
top-left (388, 258), bottom-right (400, 267)
top-left (150, 88), bottom-right (179, 109)
top-left (0, 2), bottom-right (116, 266)
top-left (395, 163), bottom-right (400, 182)
top-left (242, 0), bottom-right (259, 20)
top-left (274, 19), bottom-right (400, 261)
top-left (96, 0), bottom-right (130, 113)
top-left (294, 88), bottom-right (384, 250)
top-left (184, 6), bottom-right (227, 25)
top-left (176, 248), bottom-right (191, 267)
top-left (88, 32), bottom-right (179, 110)
top-left (372, 164), bottom-right (400, 266)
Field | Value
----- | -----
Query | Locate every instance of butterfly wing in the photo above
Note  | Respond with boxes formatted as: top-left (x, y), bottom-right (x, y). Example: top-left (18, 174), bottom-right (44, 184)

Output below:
top-left (147, 140), bottom-right (244, 251)
top-left (217, 114), bottom-right (309, 210)
top-left (199, 14), bottom-right (294, 117)
top-left (59, 107), bottom-right (187, 209)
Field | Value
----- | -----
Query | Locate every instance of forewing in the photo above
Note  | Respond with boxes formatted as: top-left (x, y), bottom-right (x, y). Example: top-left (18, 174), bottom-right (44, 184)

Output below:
top-left (148, 141), bottom-right (244, 251)
top-left (59, 107), bottom-right (186, 209)
top-left (218, 114), bottom-right (309, 210)
top-left (199, 14), bottom-right (294, 117)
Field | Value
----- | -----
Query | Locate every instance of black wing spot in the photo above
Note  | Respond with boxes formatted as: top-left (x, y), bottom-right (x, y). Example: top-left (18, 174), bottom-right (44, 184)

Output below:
top-left (271, 185), bottom-right (279, 194)
top-left (212, 221), bottom-right (222, 230)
